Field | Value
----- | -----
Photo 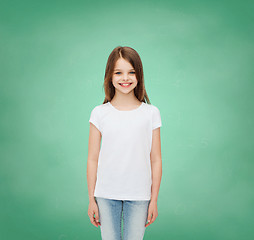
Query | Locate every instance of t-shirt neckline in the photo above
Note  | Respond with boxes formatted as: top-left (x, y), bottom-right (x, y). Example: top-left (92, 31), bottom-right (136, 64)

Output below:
top-left (108, 102), bottom-right (144, 112)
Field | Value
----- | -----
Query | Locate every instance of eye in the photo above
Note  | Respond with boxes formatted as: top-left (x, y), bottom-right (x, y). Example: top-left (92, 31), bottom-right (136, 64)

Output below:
top-left (114, 71), bottom-right (135, 75)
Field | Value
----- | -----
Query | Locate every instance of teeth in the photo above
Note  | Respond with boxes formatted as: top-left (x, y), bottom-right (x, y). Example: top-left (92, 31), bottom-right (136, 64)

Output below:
top-left (121, 83), bottom-right (131, 86)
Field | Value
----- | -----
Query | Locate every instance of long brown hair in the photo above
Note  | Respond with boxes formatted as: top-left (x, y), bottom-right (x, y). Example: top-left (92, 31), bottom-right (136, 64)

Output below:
top-left (102, 46), bottom-right (151, 104)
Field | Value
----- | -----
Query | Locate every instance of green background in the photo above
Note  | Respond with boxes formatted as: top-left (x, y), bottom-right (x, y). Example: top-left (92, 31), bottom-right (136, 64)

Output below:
top-left (1, 0), bottom-right (253, 239)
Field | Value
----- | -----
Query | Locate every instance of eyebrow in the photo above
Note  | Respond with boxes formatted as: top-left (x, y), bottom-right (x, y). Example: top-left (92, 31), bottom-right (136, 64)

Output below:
top-left (114, 68), bottom-right (135, 71)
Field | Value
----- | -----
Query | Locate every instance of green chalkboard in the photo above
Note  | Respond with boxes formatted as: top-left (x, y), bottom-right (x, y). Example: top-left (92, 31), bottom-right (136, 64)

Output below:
top-left (1, 0), bottom-right (253, 239)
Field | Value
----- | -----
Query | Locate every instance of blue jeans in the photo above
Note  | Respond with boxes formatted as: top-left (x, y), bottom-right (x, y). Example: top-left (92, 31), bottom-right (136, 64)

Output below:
top-left (95, 197), bottom-right (150, 240)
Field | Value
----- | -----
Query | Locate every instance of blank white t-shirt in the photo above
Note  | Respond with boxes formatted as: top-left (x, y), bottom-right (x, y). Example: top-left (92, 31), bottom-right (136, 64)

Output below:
top-left (88, 101), bottom-right (162, 200)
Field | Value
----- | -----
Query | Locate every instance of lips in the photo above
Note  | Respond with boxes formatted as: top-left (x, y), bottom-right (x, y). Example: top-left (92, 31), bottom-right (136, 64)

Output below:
top-left (119, 83), bottom-right (132, 87)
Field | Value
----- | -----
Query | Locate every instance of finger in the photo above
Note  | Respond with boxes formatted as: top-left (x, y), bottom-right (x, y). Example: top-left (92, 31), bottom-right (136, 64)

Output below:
top-left (145, 221), bottom-right (151, 227)
top-left (147, 213), bottom-right (152, 223)
top-left (90, 217), bottom-right (98, 227)
top-left (145, 213), bottom-right (153, 227)
top-left (151, 213), bottom-right (157, 223)
top-left (94, 212), bottom-right (100, 226)
top-left (90, 213), bottom-right (97, 226)
top-left (90, 219), bottom-right (96, 227)
top-left (145, 219), bottom-right (151, 227)
top-left (95, 218), bottom-right (101, 226)
top-left (94, 217), bottom-right (101, 227)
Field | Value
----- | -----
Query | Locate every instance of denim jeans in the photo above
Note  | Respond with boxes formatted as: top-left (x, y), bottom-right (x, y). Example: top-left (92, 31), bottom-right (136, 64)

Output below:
top-left (95, 197), bottom-right (150, 240)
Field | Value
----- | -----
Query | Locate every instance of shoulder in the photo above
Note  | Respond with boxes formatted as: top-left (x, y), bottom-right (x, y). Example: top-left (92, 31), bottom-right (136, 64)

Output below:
top-left (146, 103), bottom-right (162, 129)
top-left (143, 103), bottom-right (160, 114)
top-left (151, 104), bottom-right (160, 112)
top-left (90, 102), bottom-right (109, 115)
top-left (91, 102), bottom-right (109, 110)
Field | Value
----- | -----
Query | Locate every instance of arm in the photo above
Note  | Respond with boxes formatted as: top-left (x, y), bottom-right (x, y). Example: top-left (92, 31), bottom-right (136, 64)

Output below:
top-left (145, 127), bottom-right (162, 227)
top-left (150, 127), bottom-right (162, 203)
top-left (87, 123), bottom-right (101, 203)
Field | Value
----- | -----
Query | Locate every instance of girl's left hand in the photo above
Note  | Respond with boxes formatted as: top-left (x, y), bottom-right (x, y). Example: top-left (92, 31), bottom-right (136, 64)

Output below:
top-left (145, 200), bottom-right (158, 227)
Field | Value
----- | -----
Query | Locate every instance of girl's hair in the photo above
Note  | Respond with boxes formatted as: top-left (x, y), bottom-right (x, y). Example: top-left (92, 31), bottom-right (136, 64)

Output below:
top-left (102, 46), bottom-right (151, 104)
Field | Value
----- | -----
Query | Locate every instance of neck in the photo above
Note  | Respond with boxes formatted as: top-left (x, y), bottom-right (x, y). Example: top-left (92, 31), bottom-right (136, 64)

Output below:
top-left (111, 91), bottom-right (140, 106)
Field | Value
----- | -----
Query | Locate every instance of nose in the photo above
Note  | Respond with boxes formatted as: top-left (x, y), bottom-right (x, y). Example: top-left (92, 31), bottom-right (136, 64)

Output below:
top-left (123, 73), bottom-right (128, 81)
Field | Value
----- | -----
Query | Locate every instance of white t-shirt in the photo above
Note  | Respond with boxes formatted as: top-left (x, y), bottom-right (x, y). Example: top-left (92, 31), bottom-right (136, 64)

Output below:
top-left (88, 101), bottom-right (162, 200)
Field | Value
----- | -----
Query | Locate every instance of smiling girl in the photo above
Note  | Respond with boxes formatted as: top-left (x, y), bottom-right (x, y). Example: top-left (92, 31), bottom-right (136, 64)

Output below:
top-left (87, 46), bottom-right (162, 240)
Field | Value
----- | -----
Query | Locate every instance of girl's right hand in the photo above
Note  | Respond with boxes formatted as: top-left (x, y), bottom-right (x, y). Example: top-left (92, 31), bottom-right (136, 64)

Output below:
top-left (88, 200), bottom-right (101, 227)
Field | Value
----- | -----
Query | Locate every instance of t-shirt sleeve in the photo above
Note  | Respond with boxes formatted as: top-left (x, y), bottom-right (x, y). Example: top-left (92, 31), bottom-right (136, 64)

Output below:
top-left (89, 106), bottom-right (101, 132)
top-left (152, 106), bottom-right (162, 130)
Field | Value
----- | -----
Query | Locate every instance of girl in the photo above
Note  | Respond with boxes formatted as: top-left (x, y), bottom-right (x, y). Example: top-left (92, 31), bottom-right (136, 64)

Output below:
top-left (87, 46), bottom-right (162, 240)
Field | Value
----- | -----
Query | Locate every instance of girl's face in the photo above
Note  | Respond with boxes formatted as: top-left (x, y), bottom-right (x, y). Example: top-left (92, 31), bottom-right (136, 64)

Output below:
top-left (112, 58), bottom-right (138, 94)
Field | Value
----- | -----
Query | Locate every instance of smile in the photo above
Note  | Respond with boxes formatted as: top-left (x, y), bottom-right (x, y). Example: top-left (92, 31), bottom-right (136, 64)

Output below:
top-left (119, 83), bottom-right (132, 87)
